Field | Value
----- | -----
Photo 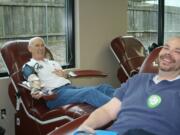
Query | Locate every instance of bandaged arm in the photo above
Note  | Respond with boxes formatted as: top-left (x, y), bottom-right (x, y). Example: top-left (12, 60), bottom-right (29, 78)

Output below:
top-left (22, 64), bottom-right (43, 95)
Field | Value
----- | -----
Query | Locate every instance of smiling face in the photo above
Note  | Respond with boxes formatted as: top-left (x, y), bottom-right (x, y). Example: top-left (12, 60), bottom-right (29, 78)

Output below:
top-left (28, 37), bottom-right (46, 60)
top-left (158, 37), bottom-right (180, 73)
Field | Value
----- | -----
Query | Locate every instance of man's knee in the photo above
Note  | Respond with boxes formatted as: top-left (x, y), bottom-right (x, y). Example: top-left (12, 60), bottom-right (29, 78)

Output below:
top-left (86, 89), bottom-right (97, 94)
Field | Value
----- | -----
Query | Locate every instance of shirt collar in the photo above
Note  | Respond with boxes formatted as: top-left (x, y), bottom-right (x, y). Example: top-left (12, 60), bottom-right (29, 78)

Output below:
top-left (30, 58), bottom-right (48, 63)
top-left (153, 75), bottom-right (180, 84)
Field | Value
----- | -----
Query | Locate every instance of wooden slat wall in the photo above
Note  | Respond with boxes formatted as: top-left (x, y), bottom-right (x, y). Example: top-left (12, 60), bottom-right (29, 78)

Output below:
top-left (0, 3), bottom-right (65, 39)
top-left (0, 1), bottom-right (67, 67)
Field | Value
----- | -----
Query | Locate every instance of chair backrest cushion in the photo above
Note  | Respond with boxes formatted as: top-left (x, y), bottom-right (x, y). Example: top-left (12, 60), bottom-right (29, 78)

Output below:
top-left (1, 40), bottom-right (53, 76)
top-left (110, 36), bottom-right (146, 82)
top-left (0, 40), bottom-right (52, 112)
top-left (1, 40), bottom-right (30, 76)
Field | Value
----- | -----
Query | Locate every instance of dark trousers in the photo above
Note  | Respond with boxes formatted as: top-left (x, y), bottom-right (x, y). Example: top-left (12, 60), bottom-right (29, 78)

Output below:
top-left (123, 129), bottom-right (156, 135)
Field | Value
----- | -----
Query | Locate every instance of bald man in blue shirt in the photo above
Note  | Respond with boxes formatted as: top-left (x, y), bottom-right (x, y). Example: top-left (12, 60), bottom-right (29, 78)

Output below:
top-left (78, 36), bottom-right (180, 135)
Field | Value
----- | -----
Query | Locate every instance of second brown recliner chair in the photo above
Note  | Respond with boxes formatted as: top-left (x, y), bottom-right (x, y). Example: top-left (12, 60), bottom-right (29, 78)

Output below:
top-left (110, 36), bottom-right (147, 83)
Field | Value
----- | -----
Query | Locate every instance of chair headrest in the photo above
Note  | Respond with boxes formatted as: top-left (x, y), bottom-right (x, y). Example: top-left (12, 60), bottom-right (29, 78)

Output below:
top-left (139, 47), bottom-right (162, 73)
top-left (1, 40), bottom-right (30, 75)
top-left (0, 40), bottom-right (53, 76)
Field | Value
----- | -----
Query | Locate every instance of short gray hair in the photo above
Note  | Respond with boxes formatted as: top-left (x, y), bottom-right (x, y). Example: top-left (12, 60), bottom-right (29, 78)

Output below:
top-left (28, 37), bottom-right (45, 47)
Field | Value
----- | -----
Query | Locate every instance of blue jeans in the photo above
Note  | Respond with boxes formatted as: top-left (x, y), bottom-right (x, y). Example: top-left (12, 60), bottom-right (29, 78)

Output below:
top-left (46, 84), bottom-right (115, 109)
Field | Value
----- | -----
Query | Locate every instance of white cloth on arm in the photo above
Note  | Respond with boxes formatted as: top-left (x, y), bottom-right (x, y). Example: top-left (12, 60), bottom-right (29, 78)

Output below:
top-left (25, 58), bottom-right (71, 91)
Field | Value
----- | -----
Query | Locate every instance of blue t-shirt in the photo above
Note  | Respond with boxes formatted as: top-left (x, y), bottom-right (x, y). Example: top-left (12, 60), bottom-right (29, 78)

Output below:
top-left (109, 73), bottom-right (180, 135)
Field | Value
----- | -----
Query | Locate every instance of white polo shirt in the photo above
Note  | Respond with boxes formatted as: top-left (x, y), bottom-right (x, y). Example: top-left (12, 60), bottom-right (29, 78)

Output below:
top-left (26, 58), bottom-right (71, 90)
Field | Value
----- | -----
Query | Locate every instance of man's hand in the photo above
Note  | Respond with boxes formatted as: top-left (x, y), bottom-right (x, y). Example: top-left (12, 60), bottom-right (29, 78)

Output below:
top-left (28, 74), bottom-right (43, 89)
top-left (52, 69), bottom-right (67, 78)
top-left (77, 125), bottom-right (95, 134)
top-left (31, 92), bottom-right (44, 99)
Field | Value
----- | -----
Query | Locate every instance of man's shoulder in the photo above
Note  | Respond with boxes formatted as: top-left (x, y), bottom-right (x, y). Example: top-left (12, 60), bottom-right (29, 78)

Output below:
top-left (138, 72), bottom-right (155, 77)
top-left (23, 59), bottom-right (37, 68)
top-left (131, 73), bottom-right (155, 80)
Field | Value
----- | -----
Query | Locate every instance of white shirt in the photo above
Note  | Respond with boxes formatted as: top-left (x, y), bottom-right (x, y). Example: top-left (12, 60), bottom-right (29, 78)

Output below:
top-left (26, 58), bottom-right (71, 90)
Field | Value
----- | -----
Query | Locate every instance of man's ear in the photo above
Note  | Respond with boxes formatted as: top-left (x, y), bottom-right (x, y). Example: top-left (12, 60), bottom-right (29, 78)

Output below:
top-left (28, 45), bottom-right (32, 52)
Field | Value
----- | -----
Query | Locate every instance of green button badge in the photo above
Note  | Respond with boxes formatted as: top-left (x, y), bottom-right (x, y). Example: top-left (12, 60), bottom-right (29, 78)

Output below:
top-left (147, 95), bottom-right (161, 109)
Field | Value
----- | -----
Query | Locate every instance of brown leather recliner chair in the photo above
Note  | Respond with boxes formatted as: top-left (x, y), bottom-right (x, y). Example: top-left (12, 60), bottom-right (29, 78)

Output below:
top-left (48, 46), bottom-right (162, 135)
top-left (110, 36), bottom-right (147, 83)
top-left (0, 40), bottom-right (107, 135)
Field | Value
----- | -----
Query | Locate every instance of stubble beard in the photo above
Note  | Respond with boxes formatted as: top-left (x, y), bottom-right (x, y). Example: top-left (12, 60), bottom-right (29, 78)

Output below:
top-left (158, 54), bottom-right (179, 72)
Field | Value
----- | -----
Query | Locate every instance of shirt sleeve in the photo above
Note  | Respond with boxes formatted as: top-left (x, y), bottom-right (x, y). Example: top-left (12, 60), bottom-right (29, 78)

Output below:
top-left (114, 74), bottom-right (139, 101)
top-left (22, 64), bottom-right (35, 80)
top-left (114, 82), bottom-right (129, 101)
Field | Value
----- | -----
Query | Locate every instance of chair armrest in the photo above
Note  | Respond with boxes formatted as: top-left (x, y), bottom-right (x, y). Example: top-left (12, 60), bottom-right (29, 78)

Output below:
top-left (42, 94), bottom-right (57, 100)
top-left (18, 83), bottom-right (57, 101)
top-left (48, 114), bottom-right (114, 135)
top-left (48, 114), bottom-right (89, 135)
top-left (18, 82), bottom-right (32, 91)
top-left (67, 69), bottom-right (107, 78)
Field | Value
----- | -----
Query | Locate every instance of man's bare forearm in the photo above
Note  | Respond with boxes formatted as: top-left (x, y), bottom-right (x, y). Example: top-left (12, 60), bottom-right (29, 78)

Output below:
top-left (79, 98), bottom-right (121, 131)
top-left (82, 107), bottom-right (114, 129)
